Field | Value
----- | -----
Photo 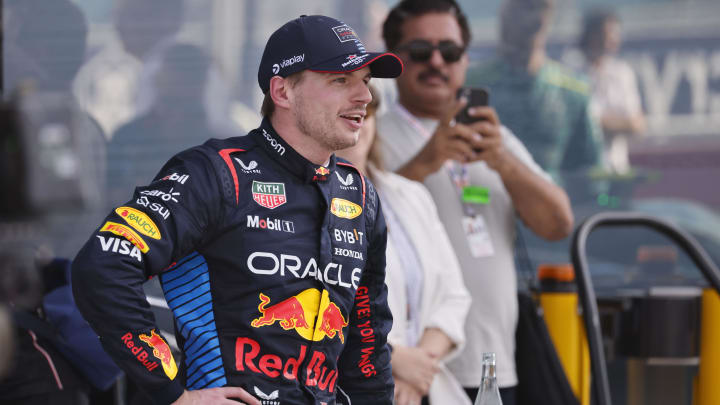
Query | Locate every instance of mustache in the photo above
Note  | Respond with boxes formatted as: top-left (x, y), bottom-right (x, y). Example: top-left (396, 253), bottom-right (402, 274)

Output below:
top-left (418, 68), bottom-right (449, 83)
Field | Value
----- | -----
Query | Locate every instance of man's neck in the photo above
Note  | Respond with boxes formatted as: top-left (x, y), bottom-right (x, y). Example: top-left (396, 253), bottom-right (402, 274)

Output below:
top-left (397, 94), bottom-right (445, 120)
top-left (269, 114), bottom-right (332, 165)
top-left (501, 46), bottom-right (546, 75)
top-left (587, 52), bottom-right (608, 69)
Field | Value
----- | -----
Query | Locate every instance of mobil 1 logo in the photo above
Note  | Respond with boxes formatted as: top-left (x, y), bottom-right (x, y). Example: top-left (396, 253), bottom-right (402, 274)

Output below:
top-left (247, 215), bottom-right (294, 233)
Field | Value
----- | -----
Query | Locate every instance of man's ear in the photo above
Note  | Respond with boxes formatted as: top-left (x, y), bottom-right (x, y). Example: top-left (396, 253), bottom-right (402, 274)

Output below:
top-left (269, 76), bottom-right (292, 110)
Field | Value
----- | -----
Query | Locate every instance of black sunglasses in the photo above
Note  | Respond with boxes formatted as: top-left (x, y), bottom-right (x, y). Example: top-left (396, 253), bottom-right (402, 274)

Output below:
top-left (396, 40), bottom-right (466, 63)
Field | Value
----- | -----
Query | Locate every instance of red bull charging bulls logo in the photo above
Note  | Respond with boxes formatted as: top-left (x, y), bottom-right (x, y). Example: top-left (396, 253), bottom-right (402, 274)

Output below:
top-left (139, 329), bottom-right (178, 379)
top-left (251, 288), bottom-right (348, 343)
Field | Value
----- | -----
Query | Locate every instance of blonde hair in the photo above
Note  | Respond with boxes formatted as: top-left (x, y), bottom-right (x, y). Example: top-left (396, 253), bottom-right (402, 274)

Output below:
top-left (366, 85), bottom-right (385, 173)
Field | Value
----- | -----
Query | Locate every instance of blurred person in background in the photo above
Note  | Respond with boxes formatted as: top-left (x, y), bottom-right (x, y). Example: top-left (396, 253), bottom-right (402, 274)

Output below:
top-left (72, 0), bottom-right (182, 134)
top-left (337, 87), bottom-right (472, 405)
top-left (578, 9), bottom-right (646, 174)
top-left (0, 100), bottom-right (92, 405)
top-left (467, 0), bottom-right (604, 177)
top-left (115, 0), bottom-right (238, 137)
top-left (106, 44), bottom-right (234, 208)
top-left (378, 1), bottom-right (574, 404)
top-left (73, 0), bottom-right (239, 137)
top-left (0, 248), bottom-right (92, 405)
top-left (3, 0), bottom-right (107, 260)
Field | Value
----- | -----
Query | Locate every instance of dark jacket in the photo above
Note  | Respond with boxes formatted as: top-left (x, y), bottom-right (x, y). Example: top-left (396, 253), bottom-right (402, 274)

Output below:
top-left (72, 119), bottom-right (394, 405)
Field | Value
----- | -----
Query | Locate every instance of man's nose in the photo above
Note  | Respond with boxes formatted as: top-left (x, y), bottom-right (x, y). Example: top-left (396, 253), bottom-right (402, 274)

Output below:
top-left (428, 47), bottom-right (446, 68)
top-left (354, 83), bottom-right (372, 105)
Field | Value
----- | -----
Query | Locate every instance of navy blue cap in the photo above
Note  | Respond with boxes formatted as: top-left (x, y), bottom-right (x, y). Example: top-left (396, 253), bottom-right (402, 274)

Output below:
top-left (258, 15), bottom-right (403, 93)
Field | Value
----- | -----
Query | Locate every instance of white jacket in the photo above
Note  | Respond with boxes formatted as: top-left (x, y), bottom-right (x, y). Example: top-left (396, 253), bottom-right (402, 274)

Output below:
top-left (372, 168), bottom-right (472, 405)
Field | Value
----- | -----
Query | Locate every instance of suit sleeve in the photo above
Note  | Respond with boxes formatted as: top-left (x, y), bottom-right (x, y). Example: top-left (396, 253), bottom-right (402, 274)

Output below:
top-left (336, 185), bottom-right (394, 404)
top-left (72, 148), bottom-right (225, 405)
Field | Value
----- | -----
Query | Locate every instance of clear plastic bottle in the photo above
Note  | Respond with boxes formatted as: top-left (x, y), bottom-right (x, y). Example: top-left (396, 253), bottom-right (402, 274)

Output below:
top-left (474, 352), bottom-right (504, 405)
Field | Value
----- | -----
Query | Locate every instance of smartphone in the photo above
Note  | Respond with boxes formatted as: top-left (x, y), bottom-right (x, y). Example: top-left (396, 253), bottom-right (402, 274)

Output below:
top-left (455, 87), bottom-right (489, 124)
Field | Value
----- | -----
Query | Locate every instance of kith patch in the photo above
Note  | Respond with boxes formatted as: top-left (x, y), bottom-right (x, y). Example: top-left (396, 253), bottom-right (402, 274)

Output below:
top-left (252, 181), bottom-right (287, 209)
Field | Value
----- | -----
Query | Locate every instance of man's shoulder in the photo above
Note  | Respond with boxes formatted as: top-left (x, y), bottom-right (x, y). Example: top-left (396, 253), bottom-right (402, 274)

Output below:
top-left (202, 133), bottom-right (255, 152)
top-left (540, 60), bottom-right (592, 98)
top-left (465, 58), bottom-right (506, 86)
top-left (166, 135), bottom-right (254, 167)
top-left (165, 134), bottom-right (260, 189)
top-left (335, 157), bottom-right (375, 197)
top-left (336, 157), bottom-right (379, 223)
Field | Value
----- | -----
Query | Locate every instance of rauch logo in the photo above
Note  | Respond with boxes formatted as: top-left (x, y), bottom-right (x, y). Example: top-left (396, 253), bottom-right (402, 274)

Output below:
top-left (330, 198), bottom-right (362, 219)
top-left (116, 206), bottom-right (161, 239)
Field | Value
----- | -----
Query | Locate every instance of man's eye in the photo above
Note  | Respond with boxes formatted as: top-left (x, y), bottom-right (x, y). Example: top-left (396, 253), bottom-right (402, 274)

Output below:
top-left (334, 77), bottom-right (347, 84)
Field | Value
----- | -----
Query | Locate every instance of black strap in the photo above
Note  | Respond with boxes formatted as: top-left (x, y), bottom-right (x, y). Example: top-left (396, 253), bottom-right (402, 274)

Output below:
top-left (515, 222), bottom-right (538, 292)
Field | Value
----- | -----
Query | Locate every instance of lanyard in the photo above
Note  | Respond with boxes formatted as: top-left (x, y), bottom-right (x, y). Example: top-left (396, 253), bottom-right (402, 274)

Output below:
top-left (393, 103), bottom-right (477, 216)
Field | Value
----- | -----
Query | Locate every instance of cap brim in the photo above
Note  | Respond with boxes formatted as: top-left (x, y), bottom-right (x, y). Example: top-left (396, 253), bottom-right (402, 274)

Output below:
top-left (309, 52), bottom-right (403, 78)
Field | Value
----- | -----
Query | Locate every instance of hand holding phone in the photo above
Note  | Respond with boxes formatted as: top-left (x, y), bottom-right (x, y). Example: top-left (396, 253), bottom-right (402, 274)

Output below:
top-left (455, 87), bottom-right (489, 125)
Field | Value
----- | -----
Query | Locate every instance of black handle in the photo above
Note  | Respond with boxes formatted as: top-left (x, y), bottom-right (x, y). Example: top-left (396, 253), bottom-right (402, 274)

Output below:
top-left (570, 211), bottom-right (720, 405)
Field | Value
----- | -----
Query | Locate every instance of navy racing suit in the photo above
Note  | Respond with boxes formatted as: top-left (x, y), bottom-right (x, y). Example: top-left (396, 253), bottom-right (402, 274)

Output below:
top-left (72, 118), bottom-right (394, 405)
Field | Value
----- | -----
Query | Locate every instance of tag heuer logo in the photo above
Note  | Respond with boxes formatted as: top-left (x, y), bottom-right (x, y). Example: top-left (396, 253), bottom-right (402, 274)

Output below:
top-left (252, 181), bottom-right (287, 209)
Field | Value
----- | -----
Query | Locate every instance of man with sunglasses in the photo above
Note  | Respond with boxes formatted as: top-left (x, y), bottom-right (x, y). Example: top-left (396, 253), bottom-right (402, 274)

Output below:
top-left (377, 1), bottom-right (574, 404)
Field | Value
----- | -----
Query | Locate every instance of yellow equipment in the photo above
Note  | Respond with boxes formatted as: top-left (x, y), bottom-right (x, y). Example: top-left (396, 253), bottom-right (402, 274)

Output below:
top-left (538, 264), bottom-right (591, 405)
top-left (695, 288), bottom-right (720, 405)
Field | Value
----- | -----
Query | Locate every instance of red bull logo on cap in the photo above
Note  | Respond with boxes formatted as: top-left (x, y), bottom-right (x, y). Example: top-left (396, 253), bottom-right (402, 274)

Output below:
top-left (251, 289), bottom-right (347, 343)
top-left (139, 330), bottom-right (178, 380)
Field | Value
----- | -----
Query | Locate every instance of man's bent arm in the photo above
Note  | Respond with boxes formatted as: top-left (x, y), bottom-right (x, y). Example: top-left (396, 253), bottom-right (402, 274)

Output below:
top-left (495, 151), bottom-right (574, 240)
top-left (72, 149), bottom-right (224, 405)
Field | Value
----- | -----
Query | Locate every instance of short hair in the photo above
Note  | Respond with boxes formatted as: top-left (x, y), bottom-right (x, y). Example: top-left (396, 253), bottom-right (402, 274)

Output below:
top-left (382, 0), bottom-right (472, 51)
top-left (579, 8), bottom-right (618, 52)
top-left (260, 71), bottom-right (305, 117)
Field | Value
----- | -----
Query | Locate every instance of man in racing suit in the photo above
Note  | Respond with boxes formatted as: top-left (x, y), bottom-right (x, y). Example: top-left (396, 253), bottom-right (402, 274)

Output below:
top-left (72, 15), bottom-right (403, 405)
